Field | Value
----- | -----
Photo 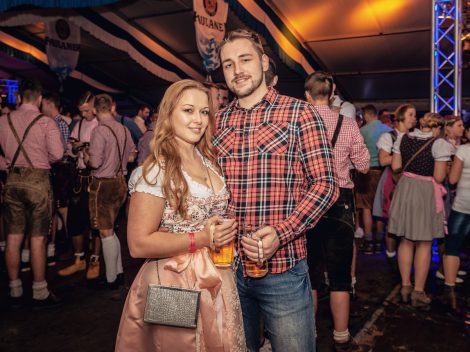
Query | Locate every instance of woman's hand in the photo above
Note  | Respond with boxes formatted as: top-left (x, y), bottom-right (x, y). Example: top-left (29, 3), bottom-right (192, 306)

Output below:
top-left (212, 218), bottom-right (237, 249)
top-left (198, 216), bottom-right (222, 248)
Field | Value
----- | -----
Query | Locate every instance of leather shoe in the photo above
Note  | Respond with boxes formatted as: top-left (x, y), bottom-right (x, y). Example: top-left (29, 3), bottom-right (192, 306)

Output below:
top-left (8, 296), bottom-right (23, 310)
top-left (32, 292), bottom-right (62, 310)
top-left (108, 273), bottom-right (124, 290)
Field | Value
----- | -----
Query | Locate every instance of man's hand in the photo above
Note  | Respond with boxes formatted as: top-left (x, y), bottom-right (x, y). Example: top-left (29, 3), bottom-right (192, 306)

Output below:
top-left (240, 235), bottom-right (260, 263)
top-left (82, 150), bottom-right (90, 164)
top-left (255, 226), bottom-right (280, 260)
top-left (241, 225), bottom-right (280, 262)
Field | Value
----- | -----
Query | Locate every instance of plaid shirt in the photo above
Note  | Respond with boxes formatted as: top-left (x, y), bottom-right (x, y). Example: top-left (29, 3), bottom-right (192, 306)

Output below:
top-left (314, 105), bottom-right (369, 188)
top-left (214, 88), bottom-right (339, 274)
top-left (54, 114), bottom-right (70, 152)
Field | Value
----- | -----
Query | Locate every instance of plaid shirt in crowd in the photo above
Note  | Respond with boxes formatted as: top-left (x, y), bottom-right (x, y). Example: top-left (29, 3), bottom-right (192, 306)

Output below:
top-left (214, 88), bottom-right (339, 274)
top-left (314, 105), bottom-right (369, 188)
top-left (54, 114), bottom-right (70, 152)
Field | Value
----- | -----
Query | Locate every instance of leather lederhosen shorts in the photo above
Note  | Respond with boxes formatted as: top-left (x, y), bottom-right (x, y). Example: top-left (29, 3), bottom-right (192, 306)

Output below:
top-left (354, 168), bottom-right (382, 209)
top-left (88, 176), bottom-right (127, 230)
top-left (3, 168), bottom-right (52, 237)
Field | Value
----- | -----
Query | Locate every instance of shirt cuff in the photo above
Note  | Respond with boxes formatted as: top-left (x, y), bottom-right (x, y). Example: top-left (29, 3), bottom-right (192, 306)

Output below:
top-left (273, 222), bottom-right (294, 247)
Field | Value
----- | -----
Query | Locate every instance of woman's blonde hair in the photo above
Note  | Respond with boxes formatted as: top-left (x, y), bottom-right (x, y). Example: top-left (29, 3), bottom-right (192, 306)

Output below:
top-left (419, 112), bottom-right (443, 129)
top-left (443, 115), bottom-right (462, 128)
top-left (141, 79), bottom-right (219, 218)
top-left (394, 104), bottom-right (415, 123)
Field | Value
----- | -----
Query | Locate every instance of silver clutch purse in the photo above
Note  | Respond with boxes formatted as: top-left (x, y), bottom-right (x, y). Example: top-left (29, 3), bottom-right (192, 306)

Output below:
top-left (143, 261), bottom-right (201, 329)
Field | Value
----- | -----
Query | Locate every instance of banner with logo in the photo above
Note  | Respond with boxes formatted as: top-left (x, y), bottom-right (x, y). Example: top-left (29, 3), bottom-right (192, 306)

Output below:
top-left (193, 0), bottom-right (228, 73)
top-left (45, 18), bottom-right (80, 83)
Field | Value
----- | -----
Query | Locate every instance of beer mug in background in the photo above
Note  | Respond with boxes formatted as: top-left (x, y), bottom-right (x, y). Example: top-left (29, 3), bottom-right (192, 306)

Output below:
top-left (210, 210), bottom-right (236, 268)
top-left (243, 224), bottom-right (268, 278)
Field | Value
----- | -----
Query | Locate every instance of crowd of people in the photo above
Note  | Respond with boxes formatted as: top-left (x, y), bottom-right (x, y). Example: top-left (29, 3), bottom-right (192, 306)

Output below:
top-left (0, 28), bottom-right (469, 352)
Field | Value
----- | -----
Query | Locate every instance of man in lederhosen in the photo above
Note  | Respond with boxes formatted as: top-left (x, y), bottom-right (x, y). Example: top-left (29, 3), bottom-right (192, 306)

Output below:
top-left (84, 94), bottom-right (135, 288)
top-left (58, 92), bottom-right (101, 281)
top-left (41, 92), bottom-right (72, 266)
top-left (0, 79), bottom-right (64, 308)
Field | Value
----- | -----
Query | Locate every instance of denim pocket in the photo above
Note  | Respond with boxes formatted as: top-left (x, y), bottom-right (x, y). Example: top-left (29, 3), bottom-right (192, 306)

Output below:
top-left (286, 260), bottom-right (309, 277)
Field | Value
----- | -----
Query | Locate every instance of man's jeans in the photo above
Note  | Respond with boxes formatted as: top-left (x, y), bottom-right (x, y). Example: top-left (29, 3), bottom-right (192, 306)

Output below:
top-left (237, 259), bottom-right (315, 352)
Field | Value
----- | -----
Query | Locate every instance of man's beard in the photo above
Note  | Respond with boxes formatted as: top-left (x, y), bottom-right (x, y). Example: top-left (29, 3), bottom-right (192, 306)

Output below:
top-left (230, 70), bottom-right (263, 98)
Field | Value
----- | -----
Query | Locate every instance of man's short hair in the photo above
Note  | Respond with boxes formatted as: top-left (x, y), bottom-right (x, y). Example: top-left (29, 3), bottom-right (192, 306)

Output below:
top-left (362, 104), bottom-right (377, 116)
top-left (219, 28), bottom-right (264, 58)
top-left (304, 71), bottom-right (334, 99)
top-left (78, 91), bottom-right (94, 107)
top-left (42, 92), bottom-right (61, 109)
top-left (18, 79), bottom-right (42, 102)
top-left (94, 94), bottom-right (113, 113)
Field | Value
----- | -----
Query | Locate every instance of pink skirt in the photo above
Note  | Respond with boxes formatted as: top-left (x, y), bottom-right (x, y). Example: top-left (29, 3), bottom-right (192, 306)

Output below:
top-left (115, 248), bottom-right (245, 351)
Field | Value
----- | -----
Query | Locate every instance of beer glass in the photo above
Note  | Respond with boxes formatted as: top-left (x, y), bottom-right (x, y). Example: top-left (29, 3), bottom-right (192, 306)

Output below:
top-left (243, 225), bottom-right (268, 278)
top-left (210, 211), bottom-right (236, 268)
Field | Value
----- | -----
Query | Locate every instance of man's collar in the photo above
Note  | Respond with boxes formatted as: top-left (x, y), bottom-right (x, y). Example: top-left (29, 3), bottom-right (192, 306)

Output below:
top-left (230, 87), bottom-right (278, 111)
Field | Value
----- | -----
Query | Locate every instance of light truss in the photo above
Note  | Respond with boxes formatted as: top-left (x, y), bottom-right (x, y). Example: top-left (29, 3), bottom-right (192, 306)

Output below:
top-left (431, 0), bottom-right (462, 115)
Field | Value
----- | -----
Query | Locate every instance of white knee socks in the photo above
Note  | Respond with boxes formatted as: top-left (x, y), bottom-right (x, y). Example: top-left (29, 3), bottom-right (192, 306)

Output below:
top-left (333, 329), bottom-right (350, 343)
top-left (102, 233), bottom-right (123, 283)
top-left (9, 279), bottom-right (23, 298)
top-left (21, 249), bottom-right (30, 263)
top-left (47, 243), bottom-right (55, 258)
top-left (32, 280), bottom-right (49, 300)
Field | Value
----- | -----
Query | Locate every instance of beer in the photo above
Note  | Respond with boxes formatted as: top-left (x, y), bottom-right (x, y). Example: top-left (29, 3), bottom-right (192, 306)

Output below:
top-left (210, 215), bottom-right (236, 267)
top-left (211, 240), bottom-right (234, 267)
top-left (245, 260), bottom-right (268, 278)
top-left (243, 225), bottom-right (268, 278)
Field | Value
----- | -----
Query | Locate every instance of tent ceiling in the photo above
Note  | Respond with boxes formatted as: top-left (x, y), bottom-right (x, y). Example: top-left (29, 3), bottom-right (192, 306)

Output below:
top-left (1, 0), bottom-right (469, 113)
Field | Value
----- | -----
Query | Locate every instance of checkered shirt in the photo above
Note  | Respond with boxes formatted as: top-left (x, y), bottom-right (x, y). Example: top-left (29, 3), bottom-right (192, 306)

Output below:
top-left (214, 88), bottom-right (339, 274)
top-left (314, 105), bottom-right (369, 188)
top-left (54, 114), bottom-right (70, 151)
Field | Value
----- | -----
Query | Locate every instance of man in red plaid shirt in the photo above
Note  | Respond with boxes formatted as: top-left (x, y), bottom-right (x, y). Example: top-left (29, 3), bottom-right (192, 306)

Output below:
top-left (214, 29), bottom-right (339, 351)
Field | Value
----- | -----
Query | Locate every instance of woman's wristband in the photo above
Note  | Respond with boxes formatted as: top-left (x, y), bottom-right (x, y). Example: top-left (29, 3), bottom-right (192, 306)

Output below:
top-left (188, 232), bottom-right (196, 253)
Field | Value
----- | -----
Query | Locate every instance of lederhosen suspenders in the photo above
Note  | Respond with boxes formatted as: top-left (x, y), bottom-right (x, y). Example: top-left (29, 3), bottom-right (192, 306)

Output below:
top-left (323, 113), bottom-right (355, 227)
top-left (101, 124), bottom-right (127, 177)
top-left (330, 114), bottom-right (344, 150)
top-left (72, 119), bottom-right (89, 194)
top-left (7, 112), bottom-right (44, 170)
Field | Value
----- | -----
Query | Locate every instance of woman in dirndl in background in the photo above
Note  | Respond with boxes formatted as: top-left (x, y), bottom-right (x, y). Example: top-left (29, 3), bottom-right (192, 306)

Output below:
top-left (388, 113), bottom-right (450, 309)
top-left (373, 104), bottom-right (416, 269)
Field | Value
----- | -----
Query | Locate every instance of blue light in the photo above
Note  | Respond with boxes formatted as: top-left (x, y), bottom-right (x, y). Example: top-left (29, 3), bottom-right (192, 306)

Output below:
top-left (0, 79), bottom-right (18, 105)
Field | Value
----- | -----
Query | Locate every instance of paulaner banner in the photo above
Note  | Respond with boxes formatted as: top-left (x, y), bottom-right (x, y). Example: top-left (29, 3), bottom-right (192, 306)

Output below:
top-left (45, 18), bottom-right (80, 83)
top-left (193, 0), bottom-right (228, 73)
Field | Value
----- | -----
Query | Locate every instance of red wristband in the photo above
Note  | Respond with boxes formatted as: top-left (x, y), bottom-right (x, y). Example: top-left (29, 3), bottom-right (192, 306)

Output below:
top-left (188, 232), bottom-right (196, 253)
